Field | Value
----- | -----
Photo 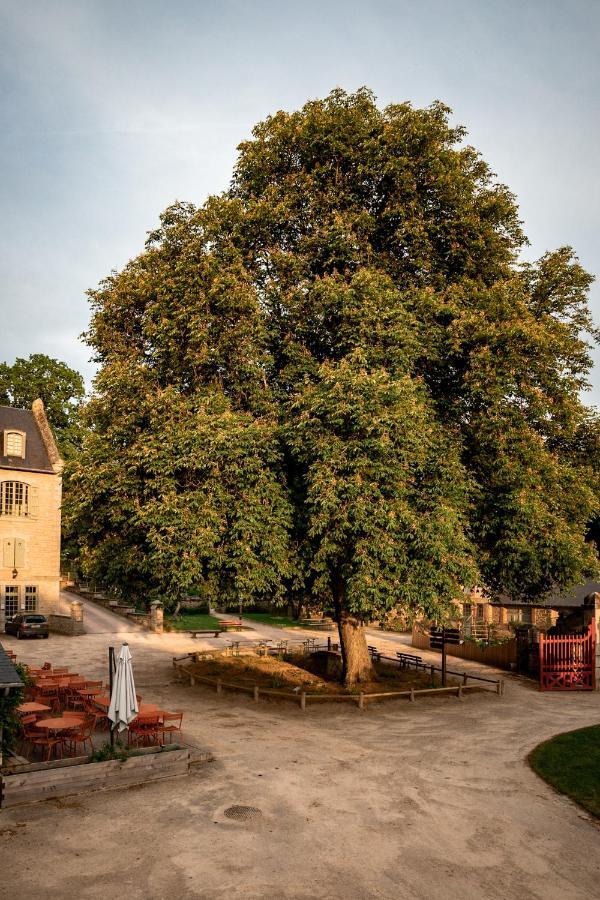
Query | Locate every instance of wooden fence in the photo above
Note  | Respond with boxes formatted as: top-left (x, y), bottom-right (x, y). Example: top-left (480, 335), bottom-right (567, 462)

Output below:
top-left (412, 627), bottom-right (516, 669)
top-left (172, 647), bottom-right (504, 710)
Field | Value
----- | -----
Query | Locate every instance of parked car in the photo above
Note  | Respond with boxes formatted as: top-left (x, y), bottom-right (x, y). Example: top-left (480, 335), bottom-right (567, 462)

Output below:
top-left (4, 614), bottom-right (49, 639)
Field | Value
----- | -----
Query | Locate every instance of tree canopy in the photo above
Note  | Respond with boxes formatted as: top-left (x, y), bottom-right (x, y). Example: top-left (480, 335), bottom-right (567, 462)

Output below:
top-left (0, 353), bottom-right (85, 457)
top-left (65, 89), bottom-right (600, 683)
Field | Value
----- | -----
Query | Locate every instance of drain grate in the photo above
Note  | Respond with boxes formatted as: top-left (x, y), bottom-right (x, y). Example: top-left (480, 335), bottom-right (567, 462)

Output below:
top-left (224, 805), bottom-right (262, 822)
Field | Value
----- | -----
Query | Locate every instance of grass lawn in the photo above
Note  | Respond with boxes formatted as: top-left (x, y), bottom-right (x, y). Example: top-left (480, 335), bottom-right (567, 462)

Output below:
top-left (529, 725), bottom-right (600, 820)
top-left (242, 612), bottom-right (311, 628)
top-left (166, 612), bottom-right (222, 632)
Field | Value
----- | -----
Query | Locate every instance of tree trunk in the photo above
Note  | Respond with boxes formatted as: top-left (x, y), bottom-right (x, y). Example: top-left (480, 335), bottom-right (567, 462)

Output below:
top-left (332, 575), bottom-right (374, 686)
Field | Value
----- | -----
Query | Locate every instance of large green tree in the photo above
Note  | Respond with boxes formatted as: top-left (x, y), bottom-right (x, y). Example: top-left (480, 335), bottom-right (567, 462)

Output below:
top-left (66, 89), bottom-right (600, 684)
top-left (0, 353), bottom-right (85, 457)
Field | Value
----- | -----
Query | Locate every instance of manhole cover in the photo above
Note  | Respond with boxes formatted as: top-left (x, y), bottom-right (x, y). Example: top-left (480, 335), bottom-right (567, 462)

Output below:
top-left (224, 805), bottom-right (262, 822)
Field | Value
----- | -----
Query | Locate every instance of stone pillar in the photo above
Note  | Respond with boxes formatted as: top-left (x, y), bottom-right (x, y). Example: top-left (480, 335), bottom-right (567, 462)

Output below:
top-left (150, 600), bottom-right (164, 634)
top-left (70, 599), bottom-right (83, 624)
top-left (588, 593), bottom-right (600, 692)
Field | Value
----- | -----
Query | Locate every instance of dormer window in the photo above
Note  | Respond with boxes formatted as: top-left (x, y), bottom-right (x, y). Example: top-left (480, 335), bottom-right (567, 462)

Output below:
top-left (4, 430), bottom-right (26, 458)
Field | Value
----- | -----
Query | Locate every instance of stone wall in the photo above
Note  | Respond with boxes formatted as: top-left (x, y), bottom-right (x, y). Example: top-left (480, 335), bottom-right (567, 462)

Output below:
top-left (48, 614), bottom-right (84, 636)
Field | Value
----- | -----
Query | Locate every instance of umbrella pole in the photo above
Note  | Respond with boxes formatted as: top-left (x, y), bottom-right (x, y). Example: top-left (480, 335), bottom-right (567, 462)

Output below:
top-left (109, 645), bottom-right (115, 748)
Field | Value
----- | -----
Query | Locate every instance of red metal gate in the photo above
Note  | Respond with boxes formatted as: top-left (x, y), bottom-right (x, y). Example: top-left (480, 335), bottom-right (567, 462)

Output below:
top-left (539, 625), bottom-right (595, 691)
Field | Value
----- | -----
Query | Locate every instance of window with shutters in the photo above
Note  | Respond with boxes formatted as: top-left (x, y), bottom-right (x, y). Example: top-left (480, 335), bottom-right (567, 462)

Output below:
top-left (0, 481), bottom-right (38, 518)
top-left (2, 538), bottom-right (26, 568)
top-left (3, 431), bottom-right (26, 458)
top-left (4, 586), bottom-right (18, 618)
top-left (25, 585), bottom-right (37, 611)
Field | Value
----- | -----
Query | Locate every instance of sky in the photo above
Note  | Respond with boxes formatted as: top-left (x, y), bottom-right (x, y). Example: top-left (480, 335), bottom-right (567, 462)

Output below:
top-left (1, 0), bottom-right (599, 400)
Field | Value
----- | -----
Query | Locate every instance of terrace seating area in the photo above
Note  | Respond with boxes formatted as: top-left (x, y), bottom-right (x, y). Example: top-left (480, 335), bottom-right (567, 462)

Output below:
top-left (11, 654), bottom-right (184, 761)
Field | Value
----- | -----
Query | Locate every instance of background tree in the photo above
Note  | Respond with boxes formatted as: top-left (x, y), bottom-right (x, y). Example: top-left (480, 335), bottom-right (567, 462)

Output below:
top-left (0, 353), bottom-right (85, 457)
top-left (66, 89), bottom-right (600, 684)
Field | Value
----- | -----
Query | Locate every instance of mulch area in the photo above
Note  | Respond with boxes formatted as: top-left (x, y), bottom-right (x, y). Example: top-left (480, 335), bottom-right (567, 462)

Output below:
top-left (188, 651), bottom-right (450, 694)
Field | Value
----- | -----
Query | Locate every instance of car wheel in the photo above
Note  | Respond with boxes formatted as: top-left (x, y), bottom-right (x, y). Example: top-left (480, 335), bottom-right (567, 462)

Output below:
top-left (17, 631), bottom-right (22, 639)
top-left (43, 634), bottom-right (49, 639)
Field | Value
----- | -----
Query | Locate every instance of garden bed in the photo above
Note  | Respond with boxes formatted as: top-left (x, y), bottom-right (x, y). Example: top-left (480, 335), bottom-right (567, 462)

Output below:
top-left (0, 743), bottom-right (212, 809)
top-left (172, 648), bottom-right (502, 709)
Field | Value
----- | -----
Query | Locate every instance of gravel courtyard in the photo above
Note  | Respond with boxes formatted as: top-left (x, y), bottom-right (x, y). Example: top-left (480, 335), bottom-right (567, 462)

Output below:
top-left (1, 614), bottom-right (599, 900)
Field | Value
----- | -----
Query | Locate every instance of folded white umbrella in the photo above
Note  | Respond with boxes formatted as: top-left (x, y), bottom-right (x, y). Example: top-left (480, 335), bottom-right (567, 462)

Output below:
top-left (108, 643), bottom-right (139, 733)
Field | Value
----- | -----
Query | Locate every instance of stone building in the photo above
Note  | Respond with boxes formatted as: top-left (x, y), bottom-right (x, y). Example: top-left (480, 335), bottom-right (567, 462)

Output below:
top-left (0, 400), bottom-right (63, 628)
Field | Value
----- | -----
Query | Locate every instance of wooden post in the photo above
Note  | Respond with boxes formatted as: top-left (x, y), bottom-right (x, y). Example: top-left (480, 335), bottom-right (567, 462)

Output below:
top-left (457, 685), bottom-right (463, 699)
top-left (108, 646), bottom-right (115, 748)
top-left (253, 685), bottom-right (259, 703)
top-left (358, 692), bottom-right (364, 710)
top-left (409, 687), bottom-right (415, 702)
top-left (463, 672), bottom-right (468, 685)
top-left (441, 637), bottom-right (447, 687)
top-left (189, 674), bottom-right (195, 686)
top-left (216, 679), bottom-right (222, 695)
top-left (430, 664), bottom-right (435, 681)
top-left (300, 691), bottom-right (306, 711)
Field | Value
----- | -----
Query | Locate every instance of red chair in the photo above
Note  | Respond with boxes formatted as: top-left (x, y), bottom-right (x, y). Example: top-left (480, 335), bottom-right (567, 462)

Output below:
top-left (31, 730), bottom-right (66, 761)
top-left (18, 714), bottom-right (40, 755)
top-left (66, 716), bottom-right (95, 756)
top-left (128, 715), bottom-right (160, 747)
top-left (158, 712), bottom-right (184, 744)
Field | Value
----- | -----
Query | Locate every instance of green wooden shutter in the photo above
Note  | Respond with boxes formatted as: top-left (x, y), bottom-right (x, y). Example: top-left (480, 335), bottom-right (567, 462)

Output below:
top-left (14, 539), bottom-right (26, 568)
top-left (3, 538), bottom-right (15, 567)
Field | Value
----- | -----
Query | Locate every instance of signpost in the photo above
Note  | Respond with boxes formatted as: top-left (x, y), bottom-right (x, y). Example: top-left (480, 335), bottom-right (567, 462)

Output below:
top-left (429, 628), bottom-right (462, 686)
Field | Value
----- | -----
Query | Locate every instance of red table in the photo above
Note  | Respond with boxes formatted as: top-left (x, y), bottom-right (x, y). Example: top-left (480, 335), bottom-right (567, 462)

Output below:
top-left (17, 702), bottom-right (51, 715)
top-left (36, 717), bottom-right (80, 732)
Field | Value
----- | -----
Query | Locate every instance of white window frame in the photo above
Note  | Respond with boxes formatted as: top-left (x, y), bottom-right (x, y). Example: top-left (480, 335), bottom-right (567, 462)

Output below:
top-left (3, 430), bottom-right (26, 458)
top-left (24, 585), bottom-right (38, 612)
top-left (3, 585), bottom-right (19, 618)
top-left (0, 481), bottom-right (38, 518)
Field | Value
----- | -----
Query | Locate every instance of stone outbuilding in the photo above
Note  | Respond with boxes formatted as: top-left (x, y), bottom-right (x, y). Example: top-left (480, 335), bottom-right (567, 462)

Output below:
top-left (0, 400), bottom-right (63, 628)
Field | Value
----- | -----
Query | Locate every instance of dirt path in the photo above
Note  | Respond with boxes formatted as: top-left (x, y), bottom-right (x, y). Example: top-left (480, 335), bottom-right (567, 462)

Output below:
top-left (2, 628), bottom-right (599, 900)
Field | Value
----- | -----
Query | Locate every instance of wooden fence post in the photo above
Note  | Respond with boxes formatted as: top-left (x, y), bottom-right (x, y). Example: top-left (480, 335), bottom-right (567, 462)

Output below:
top-left (409, 687), bottom-right (415, 702)
top-left (253, 685), bottom-right (259, 703)
top-left (216, 679), bottom-right (222, 695)
top-left (300, 692), bottom-right (306, 711)
top-left (358, 692), bottom-right (364, 710)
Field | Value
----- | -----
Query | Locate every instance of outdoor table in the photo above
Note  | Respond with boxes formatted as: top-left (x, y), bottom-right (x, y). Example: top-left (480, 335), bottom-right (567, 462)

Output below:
top-left (35, 717), bottom-right (80, 733)
top-left (137, 703), bottom-right (159, 715)
top-left (17, 702), bottom-right (51, 715)
top-left (77, 687), bottom-right (103, 699)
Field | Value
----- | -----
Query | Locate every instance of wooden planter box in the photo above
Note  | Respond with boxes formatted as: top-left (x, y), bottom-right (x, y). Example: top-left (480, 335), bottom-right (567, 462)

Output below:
top-left (0, 745), bottom-right (212, 810)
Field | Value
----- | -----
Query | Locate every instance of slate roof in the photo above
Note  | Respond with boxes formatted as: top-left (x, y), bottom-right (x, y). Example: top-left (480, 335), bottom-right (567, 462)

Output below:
top-left (0, 642), bottom-right (23, 689)
top-left (492, 580), bottom-right (600, 609)
top-left (0, 406), bottom-right (54, 473)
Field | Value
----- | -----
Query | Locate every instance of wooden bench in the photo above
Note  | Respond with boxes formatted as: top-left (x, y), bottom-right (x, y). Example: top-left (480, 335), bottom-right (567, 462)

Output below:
top-left (396, 652), bottom-right (423, 669)
top-left (190, 630), bottom-right (222, 638)
top-left (219, 620), bottom-right (243, 631)
top-left (367, 645), bottom-right (381, 661)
